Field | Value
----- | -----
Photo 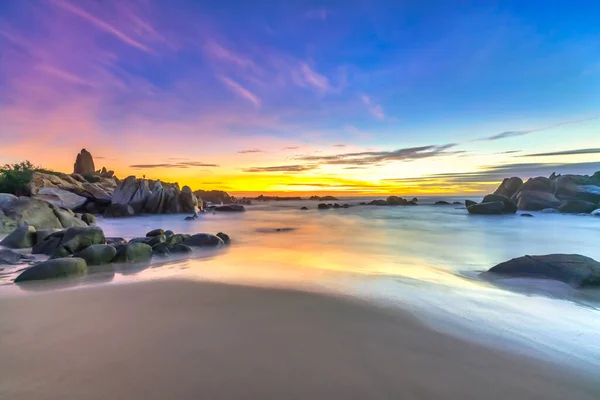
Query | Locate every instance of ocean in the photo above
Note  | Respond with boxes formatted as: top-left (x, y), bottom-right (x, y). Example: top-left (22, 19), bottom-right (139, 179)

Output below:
top-left (2, 197), bottom-right (600, 376)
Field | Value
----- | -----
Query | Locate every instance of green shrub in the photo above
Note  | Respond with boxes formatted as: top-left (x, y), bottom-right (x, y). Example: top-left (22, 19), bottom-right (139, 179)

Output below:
top-left (0, 161), bottom-right (59, 195)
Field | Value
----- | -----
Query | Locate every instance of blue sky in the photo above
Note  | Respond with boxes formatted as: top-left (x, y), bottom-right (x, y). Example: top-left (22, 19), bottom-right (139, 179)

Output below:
top-left (1, 0), bottom-right (599, 194)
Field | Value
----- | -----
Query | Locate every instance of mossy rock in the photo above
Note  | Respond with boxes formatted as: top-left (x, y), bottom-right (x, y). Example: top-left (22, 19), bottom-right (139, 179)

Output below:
top-left (74, 244), bottom-right (117, 266)
top-left (112, 242), bottom-right (152, 264)
top-left (0, 225), bottom-right (36, 248)
top-left (14, 258), bottom-right (87, 283)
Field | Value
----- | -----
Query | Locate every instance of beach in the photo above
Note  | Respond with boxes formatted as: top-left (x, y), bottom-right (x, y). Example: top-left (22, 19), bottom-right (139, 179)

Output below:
top-left (1, 279), bottom-right (598, 399)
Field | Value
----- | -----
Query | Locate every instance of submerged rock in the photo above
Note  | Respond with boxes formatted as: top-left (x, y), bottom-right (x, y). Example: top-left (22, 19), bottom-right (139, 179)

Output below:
top-left (14, 258), bottom-right (87, 283)
top-left (520, 213), bottom-right (534, 217)
top-left (216, 232), bottom-right (231, 244)
top-left (467, 201), bottom-right (505, 215)
top-left (112, 243), bottom-right (153, 264)
top-left (481, 254), bottom-right (600, 288)
top-left (434, 201), bottom-right (451, 205)
top-left (183, 233), bottom-right (224, 247)
top-left (481, 194), bottom-right (517, 213)
top-left (557, 200), bottom-right (597, 214)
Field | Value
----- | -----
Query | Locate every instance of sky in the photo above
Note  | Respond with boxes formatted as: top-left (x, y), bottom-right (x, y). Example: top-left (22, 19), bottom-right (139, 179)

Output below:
top-left (1, 0), bottom-right (599, 196)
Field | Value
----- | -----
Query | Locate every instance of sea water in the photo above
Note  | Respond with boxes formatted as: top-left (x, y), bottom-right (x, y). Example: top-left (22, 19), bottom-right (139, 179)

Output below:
top-left (2, 198), bottom-right (600, 374)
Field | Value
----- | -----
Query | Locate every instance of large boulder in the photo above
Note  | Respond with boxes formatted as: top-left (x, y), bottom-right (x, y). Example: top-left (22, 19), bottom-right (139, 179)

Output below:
top-left (81, 213), bottom-right (96, 225)
top-left (481, 254), bottom-right (600, 288)
top-left (74, 244), bottom-right (117, 266)
top-left (467, 201), bottom-right (505, 215)
top-left (0, 197), bottom-right (63, 233)
top-left (50, 226), bottom-right (106, 258)
top-left (514, 190), bottom-right (562, 211)
top-left (481, 194), bottom-right (517, 213)
top-left (179, 186), bottom-right (198, 213)
top-left (0, 193), bottom-right (17, 208)
top-left (557, 200), bottom-right (597, 214)
top-left (0, 248), bottom-right (34, 265)
top-left (183, 233), bottom-right (224, 247)
top-left (465, 200), bottom-right (477, 208)
top-left (193, 190), bottom-right (233, 204)
top-left (144, 181), bottom-right (166, 213)
top-left (164, 187), bottom-right (182, 213)
top-left (29, 172), bottom-right (116, 205)
top-left (386, 196), bottom-right (408, 206)
top-left (14, 258), bottom-right (88, 283)
top-left (518, 177), bottom-right (554, 194)
top-left (494, 177), bottom-right (523, 198)
top-left (103, 204), bottom-right (135, 218)
top-left (73, 148), bottom-right (96, 175)
top-left (50, 204), bottom-right (88, 228)
top-left (112, 242), bottom-right (153, 264)
top-left (554, 175), bottom-right (600, 204)
top-left (32, 187), bottom-right (87, 210)
top-left (0, 226), bottom-right (36, 248)
top-left (32, 231), bottom-right (65, 255)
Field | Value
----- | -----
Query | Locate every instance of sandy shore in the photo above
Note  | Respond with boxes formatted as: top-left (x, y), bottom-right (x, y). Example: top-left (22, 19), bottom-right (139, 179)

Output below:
top-left (0, 280), bottom-right (598, 399)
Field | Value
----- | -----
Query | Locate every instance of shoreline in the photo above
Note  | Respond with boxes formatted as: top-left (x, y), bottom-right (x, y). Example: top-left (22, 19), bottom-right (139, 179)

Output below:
top-left (1, 279), bottom-right (599, 399)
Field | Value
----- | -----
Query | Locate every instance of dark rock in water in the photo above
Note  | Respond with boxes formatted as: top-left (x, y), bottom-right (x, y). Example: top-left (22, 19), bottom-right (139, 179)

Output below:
top-left (49, 226), bottom-right (106, 258)
top-left (106, 237), bottom-right (127, 246)
top-left (216, 232), bottom-right (231, 244)
top-left (146, 229), bottom-right (165, 237)
top-left (0, 225), bottom-right (36, 248)
top-left (342, 204), bottom-right (350, 208)
top-left (300, 207), bottom-right (308, 210)
top-left (15, 258), bottom-right (87, 283)
top-left (481, 254), bottom-right (600, 288)
top-left (35, 229), bottom-right (62, 244)
top-left (554, 174), bottom-right (600, 204)
top-left (482, 194), bottom-right (517, 213)
top-left (213, 205), bottom-right (245, 212)
top-left (368, 200), bottom-right (387, 206)
top-left (520, 213), bottom-right (534, 217)
top-left (540, 208), bottom-right (560, 214)
top-left (183, 233), bottom-right (224, 247)
top-left (467, 201), bottom-right (505, 215)
top-left (171, 244), bottom-right (193, 254)
top-left (32, 233), bottom-right (63, 255)
top-left (515, 190), bottom-right (562, 211)
top-left (74, 244), bottom-right (117, 266)
top-left (144, 180), bottom-right (166, 214)
top-left (0, 249), bottom-right (34, 265)
top-left (520, 177), bottom-right (554, 193)
top-left (386, 196), bottom-right (408, 206)
top-left (73, 149), bottom-right (95, 176)
top-left (411, 198), bottom-right (418, 203)
top-left (452, 201), bottom-right (462, 205)
top-left (152, 243), bottom-right (171, 257)
top-left (129, 234), bottom-right (166, 247)
top-left (164, 230), bottom-right (174, 238)
top-left (103, 203), bottom-right (135, 218)
top-left (317, 203), bottom-right (330, 210)
top-left (184, 214), bottom-right (198, 221)
top-left (179, 185), bottom-right (198, 213)
top-left (557, 200), bottom-right (597, 214)
top-left (494, 177), bottom-right (523, 198)
top-left (465, 200), bottom-right (477, 208)
top-left (166, 234), bottom-right (186, 247)
top-left (81, 213), bottom-right (96, 225)
top-left (435, 201), bottom-right (451, 205)
top-left (359, 202), bottom-right (367, 205)
top-left (112, 242), bottom-right (152, 264)
top-left (333, 203), bottom-right (341, 209)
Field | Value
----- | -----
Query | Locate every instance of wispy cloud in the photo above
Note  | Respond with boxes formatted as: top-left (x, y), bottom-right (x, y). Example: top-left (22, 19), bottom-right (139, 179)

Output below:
top-left (333, 144), bottom-right (346, 148)
top-left (36, 65), bottom-right (93, 86)
top-left (218, 76), bottom-right (261, 107)
top-left (48, 0), bottom-right (155, 54)
top-left (130, 162), bottom-right (219, 169)
top-left (305, 9), bottom-right (329, 20)
top-left (203, 40), bottom-right (259, 71)
top-left (497, 150), bottom-right (521, 154)
top-left (296, 63), bottom-right (330, 92)
top-left (361, 95), bottom-right (385, 120)
top-left (297, 144), bottom-right (458, 166)
top-left (237, 149), bottom-right (264, 154)
top-left (243, 164), bottom-right (318, 173)
top-left (521, 148), bottom-right (600, 157)
top-left (475, 116), bottom-right (599, 141)
top-left (282, 146), bottom-right (300, 150)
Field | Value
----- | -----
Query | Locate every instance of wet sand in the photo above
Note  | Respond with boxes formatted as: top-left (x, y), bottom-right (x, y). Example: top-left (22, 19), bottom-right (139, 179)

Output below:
top-left (0, 279), bottom-right (598, 399)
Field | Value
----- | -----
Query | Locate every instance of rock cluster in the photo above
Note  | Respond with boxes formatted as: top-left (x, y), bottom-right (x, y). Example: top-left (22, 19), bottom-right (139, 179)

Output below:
top-left (2, 224), bottom-right (231, 283)
top-left (360, 196), bottom-right (418, 206)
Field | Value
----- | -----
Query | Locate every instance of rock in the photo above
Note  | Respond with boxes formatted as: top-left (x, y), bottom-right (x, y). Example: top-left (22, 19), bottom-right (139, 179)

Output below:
top-left (152, 243), bottom-right (171, 257)
top-left (50, 204), bottom-right (88, 228)
top-left (333, 203), bottom-right (340, 209)
top-left (481, 254), bottom-right (600, 288)
top-left (81, 213), bottom-right (96, 225)
top-left (482, 194), bottom-right (517, 213)
top-left (164, 230), bottom-right (174, 238)
top-left (554, 175), bottom-right (600, 203)
top-left (300, 207), bottom-right (308, 210)
top-left (179, 186), bottom-right (198, 213)
top-left (557, 200), bottom-right (597, 214)
top-left (183, 233), bottom-right (224, 247)
top-left (29, 172), bottom-right (115, 205)
top-left (32, 187), bottom-right (87, 210)
top-left (184, 214), bottom-right (198, 221)
top-left (520, 177), bottom-right (554, 194)
top-left (0, 193), bottom-right (17, 208)
top-left (103, 204), bottom-right (135, 218)
top-left (515, 190), bottom-right (562, 211)
top-left (465, 200), bottom-right (477, 208)
top-left (452, 201), bottom-right (462, 205)
top-left (74, 244), bottom-right (117, 266)
top-left (435, 201), bottom-right (451, 205)
top-left (214, 205), bottom-right (245, 212)
top-left (166, 234), bottom-right (186, 247)
top-left (493, 177), bottom-right (523, 198)
top-left (318, 203), bottom-right (330, 210)
top-left (0, 225), bottom-right (36, 248)
top-left (170, 244), bottom-right (193, 254)
top-left (73, 149), bottom-right (96, 175)
top-left (0, 197), bottom-right (63, 233)
top-left (520, 213), bottom-right (534, 217)
top-left (216, 232), bottom-right (231, 244)
top-left (591, 209), bottom-right (600, 216)
top-left (0, 248), bottom-right (34, 265)
top-left (368, 200), bottom-right (387, 206)
top-left (112, 243), bottom-right (153, 264)
top-left (35, 228), bottom-right (62, 244)
top-left (106, 237), bottom-right (127, 246)
top-left (193, 190), bottom-right (233, 204)
top-left (540, 208), bottom-right (560, 213)
top-left (164, 186), bottom-right (181, 214)
top-left (32, 231), bottom-right (64, 255)
top-left (467, 201), bottom-right (505, 215)
top-left (99, 167), bottom-right (115, 178)
top-left (15, 258), bottom-right (88, 283)
top-left (386, 196), bottom-right (408, 206)
top-left (129, 234), bottom-right (166, 247)
top-left (145, 181), bottom-right (166, 214)
top-left (128, 180), bottom-right (151, 213)
top-left (50, 226), bottom-right (106, 258)
top-left (146, 229), bottom-right (165, 237)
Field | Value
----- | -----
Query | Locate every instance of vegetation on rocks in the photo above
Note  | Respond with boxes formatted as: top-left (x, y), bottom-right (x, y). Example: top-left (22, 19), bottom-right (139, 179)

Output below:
top-left (0, 161), bottom-right (60, 196)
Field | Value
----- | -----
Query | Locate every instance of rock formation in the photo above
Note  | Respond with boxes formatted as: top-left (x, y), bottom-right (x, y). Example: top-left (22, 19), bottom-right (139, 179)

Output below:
top-left (73, 149), bottom-right (96, 175)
